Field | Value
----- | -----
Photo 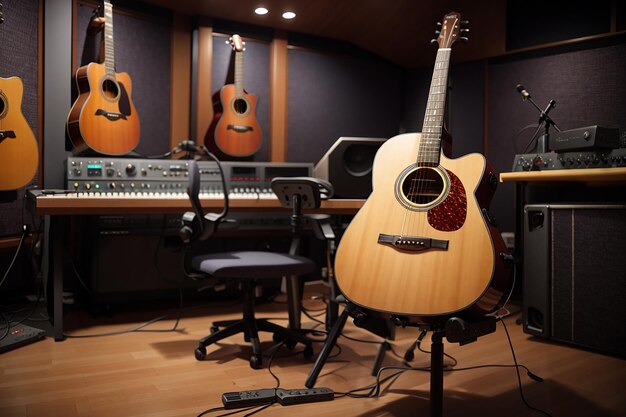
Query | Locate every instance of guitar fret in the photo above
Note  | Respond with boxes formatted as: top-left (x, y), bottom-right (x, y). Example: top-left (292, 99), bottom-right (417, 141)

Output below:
top-left (103, 1), bottom-right (115, 76)
top-left (418, 48), bottom-right (451, 165)
top-left (234, 51), bottom-right (244, 98)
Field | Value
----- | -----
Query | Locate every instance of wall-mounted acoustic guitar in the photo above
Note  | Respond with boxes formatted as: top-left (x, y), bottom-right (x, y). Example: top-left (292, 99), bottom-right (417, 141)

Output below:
top-left (335, 12), bottom-right (512, 322)
top-left (67, 0), bottom-right (139, 155)
top-left (0, 3), bottom-right (39, 191)
top-left (206, 34), bottom-right (262, 159)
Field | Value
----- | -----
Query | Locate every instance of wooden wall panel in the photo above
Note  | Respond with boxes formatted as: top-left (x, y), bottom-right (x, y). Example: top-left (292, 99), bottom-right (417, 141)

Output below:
top-left (170, 13), bottom-right (191, 148)
top-left (269, 32), bottom-right (288, 162)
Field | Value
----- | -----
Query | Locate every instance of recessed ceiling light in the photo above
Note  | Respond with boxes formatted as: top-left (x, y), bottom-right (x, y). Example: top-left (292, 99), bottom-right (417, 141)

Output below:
top-left (255, 7), bottom-right (268, 15)
top-left (282, 11), bottom-right (296, 20)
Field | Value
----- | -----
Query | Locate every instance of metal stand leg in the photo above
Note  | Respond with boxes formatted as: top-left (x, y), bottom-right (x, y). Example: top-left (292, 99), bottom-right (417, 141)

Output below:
top-left (305, 309), bottom-right (349, 388)
top-left (47, 215), bottom-right (66, 341)
top-left (430, 330), bottom-right (444, 417)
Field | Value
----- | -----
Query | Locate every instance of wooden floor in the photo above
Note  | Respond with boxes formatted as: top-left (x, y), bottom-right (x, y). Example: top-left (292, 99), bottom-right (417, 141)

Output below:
top-left (1, 288), bottom-right (625, 417)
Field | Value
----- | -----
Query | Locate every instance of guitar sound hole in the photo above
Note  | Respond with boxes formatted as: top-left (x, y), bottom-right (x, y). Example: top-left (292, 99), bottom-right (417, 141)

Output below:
top-left (0, 93), bottom-right (6, 119)
top-left (401, 167), bottom-right (445, 205)
top-left (233, 98), bottom-right (248, 115)
top-left (102, 79), bottom-right (119, 100)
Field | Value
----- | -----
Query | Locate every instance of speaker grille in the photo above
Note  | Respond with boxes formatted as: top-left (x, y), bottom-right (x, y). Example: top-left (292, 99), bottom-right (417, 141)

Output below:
top-left (524, 204), bottom-right (626, 357)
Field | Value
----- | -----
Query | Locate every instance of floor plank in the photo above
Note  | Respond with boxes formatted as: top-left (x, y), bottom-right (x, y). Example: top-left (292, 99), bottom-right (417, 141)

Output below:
top-left (1, 290), bottom-right (624, 417)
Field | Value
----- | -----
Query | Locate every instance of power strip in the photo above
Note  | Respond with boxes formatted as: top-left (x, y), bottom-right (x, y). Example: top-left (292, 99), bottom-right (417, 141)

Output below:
top-left (276, 387), bottom-right (334, 405)
top-left (221, 388), bottom-right (276, 409)
top-left (221, 387), bottom-right (335, 409)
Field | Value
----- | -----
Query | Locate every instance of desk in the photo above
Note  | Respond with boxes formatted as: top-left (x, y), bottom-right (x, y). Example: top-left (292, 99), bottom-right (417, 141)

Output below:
top-left (500, 167), bottom-right (626, 278)
top-left (501, 168), bottom-right (626, 241)
top-left (27, 191), bottom-right (364, 341)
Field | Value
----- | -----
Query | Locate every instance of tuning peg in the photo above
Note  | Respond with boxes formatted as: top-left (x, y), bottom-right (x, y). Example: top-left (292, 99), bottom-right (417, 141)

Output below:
top-left (430, 39), bottom-right (439, 45)
top-left (434, 30), bottom-right (441, 36)
top-left (460, 37), bottom-right (469, 43)
top-left (461, 20), bottom-right (470, 27)
top-left (460, 28), bottom-right (470, 34)
top-left (436, 22), bottom-right (442, 28)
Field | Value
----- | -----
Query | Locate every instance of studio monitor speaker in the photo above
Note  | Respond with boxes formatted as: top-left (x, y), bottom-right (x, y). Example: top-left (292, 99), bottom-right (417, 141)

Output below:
top-left (313, 137), bottom-right (386, 199)
top-left (523, 204), bottom-right (626, 357)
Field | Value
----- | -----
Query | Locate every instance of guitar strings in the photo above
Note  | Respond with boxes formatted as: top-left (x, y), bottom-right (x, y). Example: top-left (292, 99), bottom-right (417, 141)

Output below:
top-left (401, 48), bottom-right (450, 239)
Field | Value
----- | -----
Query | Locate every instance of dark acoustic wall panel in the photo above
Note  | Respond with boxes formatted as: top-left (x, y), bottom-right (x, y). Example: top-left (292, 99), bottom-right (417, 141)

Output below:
top-left (506, 0), bottom-right (612, 51)
top-left (488, 42), bottom-right (626, 232)
top-left (401, 67), bottom-right (430, 134)
top-left (448, 61), bottom-right (484, 159)
top-left (210, 35), bottom-right (270, 161)
top-left (75, 3), bottom-right (171, 157)
top-left (0, 0), bottom-right (38, 238)
top-left (402, 60), bottom-right (484, 159)
top-left (287, 49), bottom-right (402, 164)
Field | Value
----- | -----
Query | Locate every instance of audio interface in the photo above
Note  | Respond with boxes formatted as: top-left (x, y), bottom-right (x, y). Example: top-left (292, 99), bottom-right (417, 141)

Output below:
top-left (511, 148), bottom-right (626, 172)
top-left (65, 157), bottom-right (313, 196)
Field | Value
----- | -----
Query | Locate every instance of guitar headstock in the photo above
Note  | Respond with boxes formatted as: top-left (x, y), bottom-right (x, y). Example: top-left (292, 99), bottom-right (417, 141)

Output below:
top-left (0, 3), bottom-right (5, 25)
top-left (431, 12), bottom-right (469, 48)
top-left (229, 34), bottom-right (245, 52)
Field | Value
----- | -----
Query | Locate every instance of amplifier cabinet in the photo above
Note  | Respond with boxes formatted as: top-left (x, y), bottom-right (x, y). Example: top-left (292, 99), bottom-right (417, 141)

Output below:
top-left (523, 204), bottom-right (626, 357)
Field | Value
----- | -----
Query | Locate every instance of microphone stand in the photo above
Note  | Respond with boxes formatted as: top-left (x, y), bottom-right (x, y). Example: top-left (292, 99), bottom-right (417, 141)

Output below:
top-left (517, 86), bottom-right (561, 153)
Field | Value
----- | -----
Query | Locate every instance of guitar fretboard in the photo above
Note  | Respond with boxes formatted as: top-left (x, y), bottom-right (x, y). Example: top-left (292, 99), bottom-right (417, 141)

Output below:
top-left (234, 49), bottom-right (244, 98)
top-left (418, 48), bottom-right (451, 167)
top-left (103, 0), bottom-right (115, 76)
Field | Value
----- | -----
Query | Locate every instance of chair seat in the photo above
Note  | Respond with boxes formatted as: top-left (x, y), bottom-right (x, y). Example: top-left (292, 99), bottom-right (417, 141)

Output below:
top-left (191, 251), bottom-right (315, 279)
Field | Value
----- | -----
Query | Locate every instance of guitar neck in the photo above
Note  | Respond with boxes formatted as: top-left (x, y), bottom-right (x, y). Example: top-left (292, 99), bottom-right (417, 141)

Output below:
top-left (103, 0), bottom-right (115, 76)
top-left (419, 48), bottom-right (451, 167)
top-left (234, 50), bottom-right (244, 98)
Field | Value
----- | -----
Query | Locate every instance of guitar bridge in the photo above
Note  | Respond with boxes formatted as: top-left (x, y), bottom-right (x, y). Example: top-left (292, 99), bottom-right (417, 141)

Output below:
top-left (95, 109), bottom-right (128, 121)
top-left (227, 124), bottom-right (254, 133)
top-left (378, 233), bottom-right (448, 252)
top-left (0, 130), bottom-right (16, 142)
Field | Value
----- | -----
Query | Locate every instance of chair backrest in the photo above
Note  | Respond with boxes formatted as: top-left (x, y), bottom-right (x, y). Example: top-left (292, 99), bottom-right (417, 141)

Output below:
top-left (181, 159), bottom-right (228, 243)
top-left (271, 177), bottom-right (334, 210)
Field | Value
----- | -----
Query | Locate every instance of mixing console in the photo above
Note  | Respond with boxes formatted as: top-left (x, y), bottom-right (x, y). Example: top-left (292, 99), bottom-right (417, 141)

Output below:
top-left (65, 157), bottom-right (313, 198)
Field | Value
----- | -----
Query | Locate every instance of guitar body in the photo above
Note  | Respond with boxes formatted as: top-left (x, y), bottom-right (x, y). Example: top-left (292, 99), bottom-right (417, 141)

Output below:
top-left (207, 84), bottom-right (262, 158)
top-left (335, 132), bottom-right (512, 321)
top-left (0, 76), bottom-right (38, 190)
top-left (67, 62), bottom-right (140, 155)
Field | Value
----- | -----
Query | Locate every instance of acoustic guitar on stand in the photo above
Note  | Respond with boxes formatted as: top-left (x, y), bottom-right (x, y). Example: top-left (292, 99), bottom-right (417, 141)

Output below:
top-left (334, 12), bottom-right (512, 322)
top-left (206, 34), bottom-right (262, 159)
top-left (0, 4), bottom-right (39, 191)
top-left (67, 0), bottom-right (139, 155)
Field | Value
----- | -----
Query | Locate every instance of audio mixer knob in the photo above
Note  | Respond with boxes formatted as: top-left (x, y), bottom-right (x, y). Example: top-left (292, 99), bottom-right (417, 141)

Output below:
top-left (125, 163), bottom-right (137, 176)
top-left (106, 167), bottom-right (115, 177)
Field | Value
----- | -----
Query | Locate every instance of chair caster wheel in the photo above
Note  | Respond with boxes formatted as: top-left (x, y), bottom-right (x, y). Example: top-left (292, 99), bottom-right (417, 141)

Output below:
top-left (285, 339), bottom-right (297, 350)
top-left (250, 354), bottom-right (262, 369)
top-left (195, 346), bottom-right (207, 361)
top-left (210, 326), bottom-right (219, 334)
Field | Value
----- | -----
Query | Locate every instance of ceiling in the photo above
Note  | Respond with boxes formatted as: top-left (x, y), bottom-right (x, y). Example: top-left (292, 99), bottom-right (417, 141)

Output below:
top-left (142, 0), bottom-right (507, 68)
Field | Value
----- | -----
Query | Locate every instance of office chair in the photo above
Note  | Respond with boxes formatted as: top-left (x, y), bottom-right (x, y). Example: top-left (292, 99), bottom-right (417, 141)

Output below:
top-left (180, 158), bottom-right (333, 369)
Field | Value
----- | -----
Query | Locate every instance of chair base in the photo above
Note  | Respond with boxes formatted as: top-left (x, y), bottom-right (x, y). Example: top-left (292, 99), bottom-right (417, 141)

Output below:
top-left (195, 317), bottom-right (313, 369)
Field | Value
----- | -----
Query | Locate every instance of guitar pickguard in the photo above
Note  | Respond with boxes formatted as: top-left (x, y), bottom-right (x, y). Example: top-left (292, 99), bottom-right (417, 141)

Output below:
top-left (427, 169), bottom-right (467, 231)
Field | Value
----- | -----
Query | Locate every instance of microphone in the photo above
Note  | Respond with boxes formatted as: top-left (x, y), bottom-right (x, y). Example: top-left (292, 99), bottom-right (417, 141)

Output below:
top-left (516, 84), bottom-right (530, 100)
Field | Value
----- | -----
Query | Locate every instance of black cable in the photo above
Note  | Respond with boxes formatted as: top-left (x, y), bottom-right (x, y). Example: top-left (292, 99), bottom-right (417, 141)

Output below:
top-left (522, 123), bottom-right (546, 154)
top-left (500, 318), bottom-right (553, 417)
top-left (0, 224), bottom-right (27, 290)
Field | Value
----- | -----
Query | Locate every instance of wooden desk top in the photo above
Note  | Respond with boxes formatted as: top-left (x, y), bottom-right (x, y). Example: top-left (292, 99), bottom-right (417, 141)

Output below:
top-left (500, 167), bottom-right (626, 183)
top-left (27, 191), bottom-right (365, 216)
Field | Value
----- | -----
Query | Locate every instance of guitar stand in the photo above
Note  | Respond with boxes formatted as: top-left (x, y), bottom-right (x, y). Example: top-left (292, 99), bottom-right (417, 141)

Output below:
top-left (423, 316), bottom-right (497, 417)
top-left (305, 301), bottom-right (395, 388)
